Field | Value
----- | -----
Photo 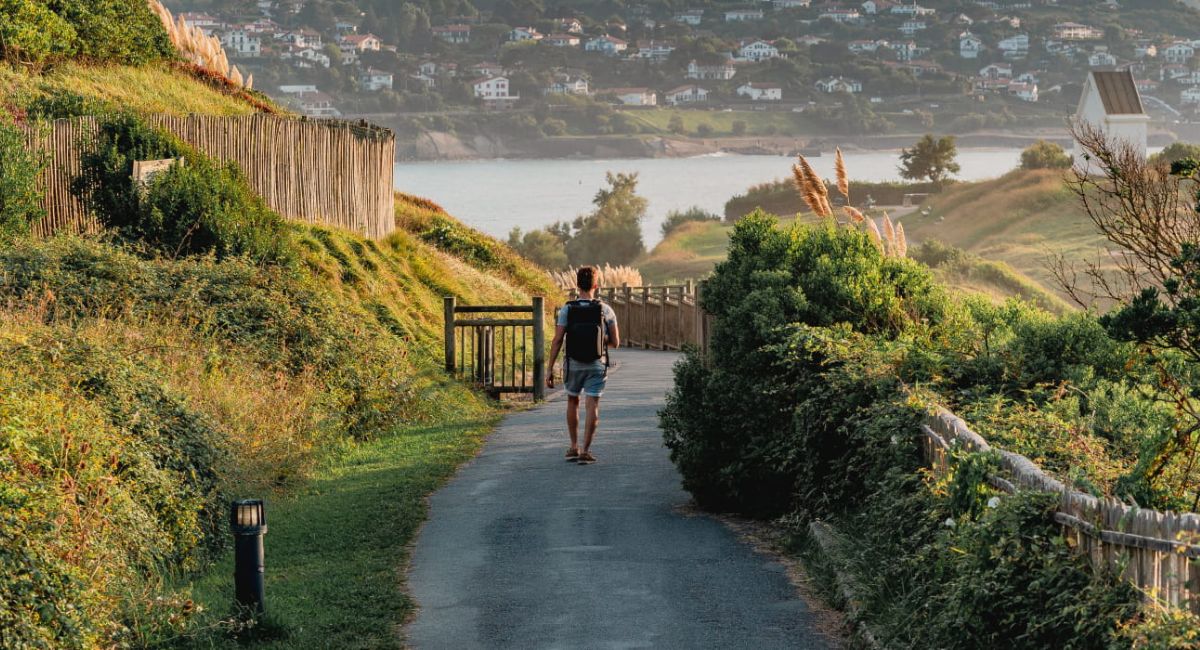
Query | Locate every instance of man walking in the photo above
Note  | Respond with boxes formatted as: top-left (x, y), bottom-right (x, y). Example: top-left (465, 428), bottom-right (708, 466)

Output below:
top-left (546, 266), bottom-right (620, 465)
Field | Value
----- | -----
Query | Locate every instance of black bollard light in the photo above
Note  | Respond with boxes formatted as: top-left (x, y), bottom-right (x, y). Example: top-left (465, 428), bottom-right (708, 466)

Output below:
top-left (231, 499), bottom-right (268, 615)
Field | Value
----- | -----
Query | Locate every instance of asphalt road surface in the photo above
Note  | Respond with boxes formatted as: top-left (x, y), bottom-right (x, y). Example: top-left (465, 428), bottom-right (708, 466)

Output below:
top-left (406, 349), bottom-right (835, 649)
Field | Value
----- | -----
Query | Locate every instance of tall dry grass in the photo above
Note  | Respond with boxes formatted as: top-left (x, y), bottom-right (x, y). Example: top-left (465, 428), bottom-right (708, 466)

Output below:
top-left (147, 0), bottom-right (252, 90)
top-left (793, 149), bottom-right (907, 257)
top-left (549, 264), bottom-right (645, 291)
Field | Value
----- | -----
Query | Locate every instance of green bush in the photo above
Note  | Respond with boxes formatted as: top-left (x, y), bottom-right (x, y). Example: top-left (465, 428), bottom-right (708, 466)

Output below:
top-left (0, 0), bottom-right (173, 66)
top-left (0, 114), bottom-right (44, 240)
top-left (74, 114), bottom-right (292, 263)
top-left (660, 206), bottom-right (720, 236)
top-left (1020, 140), bottom-right (1072, 170)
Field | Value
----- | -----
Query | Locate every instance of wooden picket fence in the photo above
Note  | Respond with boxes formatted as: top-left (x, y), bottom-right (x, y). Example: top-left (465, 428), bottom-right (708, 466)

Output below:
top-left (24, 114), bottom-right (396, 239)
top-left (923, 409), bottom-right (1200, 613)
top-left (570, 284), bottom-right (713, 354)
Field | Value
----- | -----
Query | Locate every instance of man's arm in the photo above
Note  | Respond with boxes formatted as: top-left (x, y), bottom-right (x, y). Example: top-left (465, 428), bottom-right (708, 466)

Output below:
top-left (607, 321), bottom-right (620, 349)
top-left (546, 324), bottom-right (566, 387)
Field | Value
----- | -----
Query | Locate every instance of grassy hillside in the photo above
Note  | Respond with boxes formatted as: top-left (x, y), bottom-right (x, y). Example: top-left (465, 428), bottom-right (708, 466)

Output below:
top-left (0, 193), bottom-right (558, 647)
top-left (639, 210), bottom-right (1071, 313)
top-left (0, 61), bottom-right (272, 117)
top-left (901, 169), bottom-right (1109, 304)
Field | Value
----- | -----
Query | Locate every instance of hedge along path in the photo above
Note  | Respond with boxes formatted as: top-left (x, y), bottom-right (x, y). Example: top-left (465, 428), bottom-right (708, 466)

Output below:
top-left (922, 408), bottom-right (1200, 614)
top-left (24, 114), bottom-right (396, 239)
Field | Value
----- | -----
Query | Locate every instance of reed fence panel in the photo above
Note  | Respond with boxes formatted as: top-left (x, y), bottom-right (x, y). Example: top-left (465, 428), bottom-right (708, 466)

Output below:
top-left (923, 410), bottom-right (1200, 613)
top-left (25, 114), bottom-right (396, 239)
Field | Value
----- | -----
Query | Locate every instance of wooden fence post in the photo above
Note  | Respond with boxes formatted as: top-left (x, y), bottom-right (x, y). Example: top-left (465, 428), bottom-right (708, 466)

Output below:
top-left (444, 297), bottom-right (456, 374)
top-left (532, 296), bottom-right (546, 401)
top-left (642, 287), bottom-right (650, 350)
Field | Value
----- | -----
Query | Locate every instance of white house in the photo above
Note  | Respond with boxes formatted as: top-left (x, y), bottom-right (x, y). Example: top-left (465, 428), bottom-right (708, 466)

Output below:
top-left (1054, 22), bottom-right (1103, 41)
top-left (674, 10), bottom-right (704, 25)
top-left (737, 82), bottom-right (782, 101)
top-left (774, 0), bottom-right (810, 8)
top-left (860, 0), bottom-right (894, 14)
top-left (1074, 69), bottom-right (1149, 171)
top-left (687, 60), bottom-right (737, 80)
top-left (278, 88), bottom-right (340, 117)
top-left (740, 40), bottom-right (781, 62)
top-left (282, 29), bottom-right (322, 49)
top-left (340, 33), bottom-right (382, 52)
top-left (633, 40), bottom-right (675, 62)
top-left (899, 20), bottom-right (927, 36)
top-left (1007, 81), bottom-right (1038, 102)
top-left (223, 30), bottom-right (262, 57)
top-left (470, 62), bottom-right (504, 78)
top-left (473, 76), bottom-right (519, 108)
top-left (508, 27), bottom-right (543, 42)
top-left (553, 18), bottom-right (584, 33)
top-left (1135, 41), bottom-right (1158, 59)
top-left (1165, 41), bottom-right (1195, 64)
top-left (998, 34), bottom-right (1030, 59)
top-left (815, 76), bottom-right (862, 93)
top-left (959, 32), bottom-right (983, 59)
top-left (1181, 86), bottom-right (1200, 104)
top-left (1088, 50), bottom-right (1117, 67)
top-left (545, 34), bottom-right (581, 47)
top-left (410, 73), bottom-right (436, 89)
top-left (849, 39), bottom-right (883, 54)
top-left (585, 35), bottom-right (628, 55)
top-left (546, 74), bottom-right (589, 95)
top-left (891, 3), bottom-right (935, 16)
top-left (819, 8), bottom-right (861, 23)
top-left (664, 84), bottom-right (709, 105)
top-left (432, 24), bottom-right (471, 44)
top-left (358, 68), bottom-right (394, 91)
top-left (605, 87), bottom-right (656, 106)
top-left (724, 9), bottom-right (764, 21)
top-left (281, 45), bottom-right (330, 68)
top-left (980, 62), bottom-right (1013, 79)
top-left (180, 12), bottom-right (222, 31)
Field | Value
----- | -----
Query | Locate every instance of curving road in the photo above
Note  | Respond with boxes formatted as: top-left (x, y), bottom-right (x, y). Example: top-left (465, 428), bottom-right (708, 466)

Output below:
top-left (406, 349), bottom-right (836, 649)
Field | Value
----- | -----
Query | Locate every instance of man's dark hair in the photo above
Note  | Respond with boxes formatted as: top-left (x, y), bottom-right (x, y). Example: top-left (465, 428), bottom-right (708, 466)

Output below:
top-left (576, 266), bottom-right (598, 291)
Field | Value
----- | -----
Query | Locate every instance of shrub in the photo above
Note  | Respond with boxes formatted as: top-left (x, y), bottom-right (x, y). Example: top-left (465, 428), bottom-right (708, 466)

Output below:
top-left (732, 120), bottom-right (747, 136)
top-left (1021, 140), bottom-right (1072, 170)
top-left (0, 0), bottom-right (173, 66)
top-left (0, 114), bottom-right (44, 240)
top-left (74, 114), bottom-right (292, 263)
top-left (660, 206), bottom-right (720, 236)
top-left (695, 123), bottom-right (713, 137)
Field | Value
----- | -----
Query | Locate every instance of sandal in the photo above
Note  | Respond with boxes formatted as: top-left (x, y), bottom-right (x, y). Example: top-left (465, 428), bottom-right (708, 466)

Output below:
top-left (565, 448), bottom-right (580, 462)
top-left (577, 451), bottom-right (596, 465)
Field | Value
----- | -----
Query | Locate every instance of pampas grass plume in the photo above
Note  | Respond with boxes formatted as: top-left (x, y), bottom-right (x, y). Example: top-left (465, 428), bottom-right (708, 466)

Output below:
top-left (835, 147), bottom-right (849, 200)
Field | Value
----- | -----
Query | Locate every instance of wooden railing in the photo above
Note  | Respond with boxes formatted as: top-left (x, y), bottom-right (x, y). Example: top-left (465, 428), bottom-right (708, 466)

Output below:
top-left (444, 297), bottom-right (546, 400)
top-left (569, 284), bottom-right (713, 354)
top-left (923, 409), bottom-right (1200, 613)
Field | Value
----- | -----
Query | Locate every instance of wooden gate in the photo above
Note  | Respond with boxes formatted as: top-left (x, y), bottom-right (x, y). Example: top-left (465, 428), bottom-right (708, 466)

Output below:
top-left (444, 297), bottom-right (546, 400)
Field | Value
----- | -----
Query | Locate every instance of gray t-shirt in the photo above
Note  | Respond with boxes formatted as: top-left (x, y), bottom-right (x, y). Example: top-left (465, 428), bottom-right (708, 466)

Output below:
top-left (557, 301), bottom-right (617, 371)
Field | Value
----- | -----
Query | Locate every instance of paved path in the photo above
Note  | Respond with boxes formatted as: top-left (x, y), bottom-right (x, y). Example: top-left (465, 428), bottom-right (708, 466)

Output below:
top-left (407, 349), bottom-right (834, 649)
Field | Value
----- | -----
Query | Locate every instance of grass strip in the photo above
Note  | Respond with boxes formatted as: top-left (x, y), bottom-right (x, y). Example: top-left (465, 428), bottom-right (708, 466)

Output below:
top-left (181, 414), bottom-right (500, 649)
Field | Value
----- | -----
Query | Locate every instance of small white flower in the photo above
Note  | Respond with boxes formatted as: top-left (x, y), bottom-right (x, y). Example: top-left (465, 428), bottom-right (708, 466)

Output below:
top-left (944, 517), bottom-right (956, 528)
top-left (889, 435), bottom-right (899, 445)
top-left (987, 496), bottom-right (1001, 509)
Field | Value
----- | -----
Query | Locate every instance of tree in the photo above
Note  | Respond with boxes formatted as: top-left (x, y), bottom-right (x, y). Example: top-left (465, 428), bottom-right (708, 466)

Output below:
top-left (1151, 142), bottom-right (1200, 166)
top-left (507, 226), bottom-right (568, 268)
top-left (0, 114), bottom-right (44, 240)
top-left (1020, 140), bottom-right (1072, 170)
top-left (668, 114), bottom-right (685, 134)
top-left (564, 172), bottom-right (647, 265)
top-left (661, 206), bottom-right (719, 236)
top-left (695, 123), bottom-right (713, 137)
top-left (899, 134), bottom-right (960, 189)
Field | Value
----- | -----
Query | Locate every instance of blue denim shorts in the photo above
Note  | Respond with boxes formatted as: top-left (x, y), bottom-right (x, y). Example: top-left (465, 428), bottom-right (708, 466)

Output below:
top-left (564, 366), bottom-right (607, 397)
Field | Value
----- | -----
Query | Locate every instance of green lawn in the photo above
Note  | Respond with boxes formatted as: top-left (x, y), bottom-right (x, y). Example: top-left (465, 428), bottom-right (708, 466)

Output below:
top-left (179, 412), bottom-right (500, 649)
top-left (623, 108), bottom-right (816, 136)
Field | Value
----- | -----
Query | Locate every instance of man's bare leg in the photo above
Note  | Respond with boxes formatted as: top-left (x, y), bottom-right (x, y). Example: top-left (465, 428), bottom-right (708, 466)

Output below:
top-left (582, 396), bottom-right (601, 453)
top-left (566, 395), bottom-right (580, 452)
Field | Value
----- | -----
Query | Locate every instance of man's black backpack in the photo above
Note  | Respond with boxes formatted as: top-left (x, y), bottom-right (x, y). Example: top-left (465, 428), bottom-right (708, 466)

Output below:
top-left (564, 299), bottom-right (609, 367)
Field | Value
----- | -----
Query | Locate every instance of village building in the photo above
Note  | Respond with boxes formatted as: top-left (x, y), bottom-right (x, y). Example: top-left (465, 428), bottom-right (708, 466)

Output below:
top-left (1181, 86), bottom-right (1200, 104)
top-left (180, 12), bottom-right (222, 31)
top-left (632, 40), bottom-right (675, 62)
top-left (1054, 22), bottom-right (1103, 41)
top-left (860, 0), bottom-right (894, 14)
top-left (686, 59), bottom-right (737, 80)
top-left (899, 20), bottom-right (927, 36)
top-left (819, 8), bottom-right (861, 23)
top-left (1088, 50), bottom-right (1117, 67)
top-left (545, 74), bottom-right (589, 95)
top-left (359, 68), bottom-right (394, 92)
top-left (432, 24), bottom-right (471, 45)
top-left (553, 18), bottom-right (584, 33)
top-left (280, 45), bottom-right (330, 68)
top-left (472, 76), bottom-right (519, 109)
top-left (223, 30), bottom-right (262, 57)
top-left (998, 34), bottom-right (1030, 59)
top-left (470, 62), bottom-right (504, 78)
top-left (1007, 81), bottom-right (1038, 101)
top-left (737, 82), bottom-right (782, 101)
top-left (277, 88), bottom-right (341, 117)
top-left (959, 32), bottom-right (983, 59)
top-left (508, 27), bottom-right (543, 42)
top-left (340, 33), bottom-right (382, 52)
top-left (1074, 69), bottom-right (1149, 170)
top-left (545, 34), bottom-right (582, 47)
top-left (774, 0), bottom-right (810, 8)
top-left (674, 10), bottom-right (704, 25)
top-left (585, 35), bottom-right (628, 55)
top-left (739, 40), bottom-right (781, 62)
top-left (891, 3), bottom-right (935, 16)
top-left (980, 62), bottom-right (1013, 79)
top-left (815, 76), bottom-right (862, 93)
top-left (724, 8), bottom-right (765, 22)
top-left (1165, 41), bottom-right (1195, 64)
top-left (664, 85), bottom-right (709, 105)
top-left (603, 87), bottom-right (657, 106)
